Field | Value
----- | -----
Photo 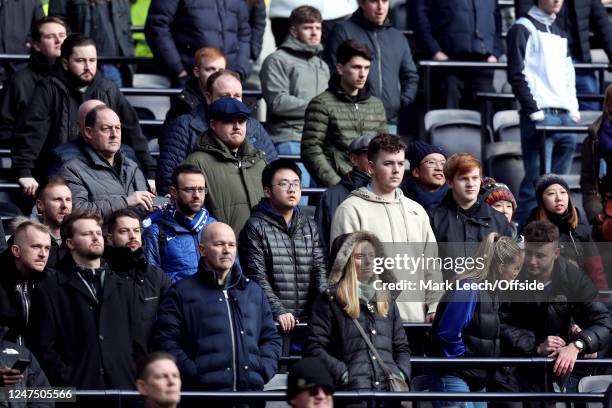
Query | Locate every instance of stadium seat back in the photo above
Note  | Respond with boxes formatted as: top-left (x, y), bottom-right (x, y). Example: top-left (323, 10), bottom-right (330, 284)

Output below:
top-left (493, 110), bottom-right (520, 142)
top-left (578, 375), bottom-right (612, 408)
top-left (425, 109), bottom-right (482, 161)
top-left (485, 142), bottom-right (524, 197)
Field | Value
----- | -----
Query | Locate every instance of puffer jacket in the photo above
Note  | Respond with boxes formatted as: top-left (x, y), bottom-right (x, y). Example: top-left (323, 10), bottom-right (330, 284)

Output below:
top-left (414, 0), bottom-right (502, 59)
top-left (0, 52), bottom-right (54, 146)
top-left (238, 200), bottom-right (328, 320)
top-left (12, 68), bottom-right (155, 179)
top-left (156, 102), bottom-right (277, 196)
top-left (142, 207), bottom-right (217, 282)
top-left (428, 191), bottom-right (513, 279)
top-left (152, 261), bottom-right (282, 390)
top-left (260, 35), bottom-right (330, 144)
top-left (324, 8), bottom-right (419, 123)
top-left (301, 76), bottom-right (387, 187)
top-left (182, 131), bottom-right (266, 235)
top-left (500, 257), bottom-right (612, 357)
top-left (145, 0), bottom-right (252, 79)
top-left (581, 115), bottom-right (612, 222)
top-left (315, 168), bottom-right (371, 253)
top-left (515, 0), bottom-right (612, 62)
top-left (163, 77), bottom-right (204, 129)
top-left (0, 327), bottom-right (52, 408)
top-left (59, 143), bottom-right (150, 219)
top-left (305, 232), bottom-right (411, 394)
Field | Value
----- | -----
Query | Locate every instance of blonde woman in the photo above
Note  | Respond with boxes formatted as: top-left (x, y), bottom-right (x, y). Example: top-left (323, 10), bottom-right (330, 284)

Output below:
top-left (429, 232), bottom-right (523, 408)
top-left (305, 231), bottom-right (411, 407)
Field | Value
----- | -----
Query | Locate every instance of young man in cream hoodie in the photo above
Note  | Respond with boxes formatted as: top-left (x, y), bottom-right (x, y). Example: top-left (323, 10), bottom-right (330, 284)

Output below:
top-left (330, 133), bottom-right (443, 322)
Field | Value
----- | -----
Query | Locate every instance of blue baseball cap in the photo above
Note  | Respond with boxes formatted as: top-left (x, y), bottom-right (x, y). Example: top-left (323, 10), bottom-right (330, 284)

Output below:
top-left (209, 96), bottom-right (251, 121)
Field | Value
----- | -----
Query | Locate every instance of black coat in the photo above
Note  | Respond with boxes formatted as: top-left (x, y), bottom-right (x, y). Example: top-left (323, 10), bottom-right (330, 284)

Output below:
top-left (0, 248), bottom-right (51, 345)
top-left (163, 77), bottom-right (204, 130)
top-left (515, 0), bottom-right (612, 62)
top-left (306, 288), bottom-right (411, 392)
top-left (315, 169), bottom-right (371, 254)
top-left (500, 257), bottom-right (612, 357)
top-left (152, 262), bottom-right (282, 391)
top-left (238, 200), bottom-right (328, 320)
top-left (428, 191), bottom-right (512, 279)
top-left (12, 69), bottom-right (155, 179)
top-left (103, 246), bottom-right (171, 360)
top-left (0, 52), bottom-right (54, 146)
top-left (27, 255), bottom-right (135, 389)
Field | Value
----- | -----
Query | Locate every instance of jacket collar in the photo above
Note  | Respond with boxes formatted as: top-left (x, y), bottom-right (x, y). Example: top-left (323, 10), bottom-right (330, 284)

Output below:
top-left (441, 190), bottom-right (492, 224)
top-left (28, 51), bottom-right (55, 74)
top-left (328, 74), bottom-right (373, 103)
top-left (197, 259), bottom-right (247, 290)
top-left (340, 169), bottom-right (372, 189)
top-left (57, 254), bottom-right (117, 303)
top-left (103, 245), bottom-right (147, 276)
top-left (81, 142), bottom-right (126, 171)
top-left (402, 175), bottom-right (448, 209)
top-left (252, 198), bottom-right (303, 231)
top-left (196, 130), bottom-right (263, 162)
top-left (528, 5), bottom-right (557, 25)
top-left (350, 8), bottom-right (391, 30)
top-left (0, 247), bottom-right (49, 286)
top-left (279, 35), bottom-right (323, 58)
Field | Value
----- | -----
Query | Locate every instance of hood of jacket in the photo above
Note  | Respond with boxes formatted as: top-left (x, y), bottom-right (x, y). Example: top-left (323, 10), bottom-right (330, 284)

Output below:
top-left (251, 198), bottom-right (304, 232)
top-left (328, 230), bottom-right (396, 286)
top-left (279, 34), bottom-right (324, 58)
top-left (195, 130), bottom-right (265, 163)
top-left (327, 73), bottom-right (373, 103)
top-left (349, 185), bottom-right (405, 204)
top-left (339, 169), bottom-right (371, 190)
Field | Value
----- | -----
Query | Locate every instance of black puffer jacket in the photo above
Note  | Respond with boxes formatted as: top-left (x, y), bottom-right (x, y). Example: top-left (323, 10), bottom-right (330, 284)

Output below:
top-left (500, 257), bottom-right (612, 357)
top-left (515, 0), bottom-right (612, 62)
top-left (162, 77), bottom-right (204, 130)
top-left (428, 191), bottom-right (512, 279)
top-left (12, 69), bottom-right (155, 179)
top-left (238, 200), bottom-right (328, 320)
top-left (305, 232), bottom-right (411, 395)
top-left (103, 246), bottom-right (171, 360)
top-left (314, 169), bottom-right (371, 253)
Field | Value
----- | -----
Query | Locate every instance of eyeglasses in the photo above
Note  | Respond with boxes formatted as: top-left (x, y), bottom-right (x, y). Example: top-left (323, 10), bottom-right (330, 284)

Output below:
top-left (419, 159), bottom-right (446, 168)
top-left (270, 181), bottom-right (302, 191)
top-left (178, 187), bottom-right (208, 194)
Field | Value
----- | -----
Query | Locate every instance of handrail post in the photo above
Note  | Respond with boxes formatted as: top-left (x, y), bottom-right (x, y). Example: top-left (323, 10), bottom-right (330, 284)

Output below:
top-left (539, 128), bottom-right (547, 175)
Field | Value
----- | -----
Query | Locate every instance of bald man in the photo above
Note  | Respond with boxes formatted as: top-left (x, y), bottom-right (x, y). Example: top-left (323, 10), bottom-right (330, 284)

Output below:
top-left (0, 218), bottom-right (52, 344)
top-left (152, 222), bottom-right (282, 394)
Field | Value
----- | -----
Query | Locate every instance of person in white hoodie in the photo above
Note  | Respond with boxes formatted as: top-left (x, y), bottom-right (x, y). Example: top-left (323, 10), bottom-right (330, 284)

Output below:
top-left (330, 133), bottom-right (443, 323)
top-left (507, 0), bottom-right (580, 227)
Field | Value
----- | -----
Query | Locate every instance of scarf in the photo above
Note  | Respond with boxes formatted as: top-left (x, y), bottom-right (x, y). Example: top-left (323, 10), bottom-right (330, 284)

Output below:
top-left (169, 207), bottom-right (210, 233)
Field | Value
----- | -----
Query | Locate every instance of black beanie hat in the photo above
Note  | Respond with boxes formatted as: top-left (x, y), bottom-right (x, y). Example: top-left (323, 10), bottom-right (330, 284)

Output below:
top-left (287, 357), bottom-right (335, 400)
top-left (406, 140), bottom-right (445, 169)
top-left (534, 174), bottom-right (570, 206)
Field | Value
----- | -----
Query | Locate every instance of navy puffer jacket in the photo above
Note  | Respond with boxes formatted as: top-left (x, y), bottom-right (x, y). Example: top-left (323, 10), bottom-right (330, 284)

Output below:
top-left (145, 0), bottom-right (252, 79)
top-left (156, 102), bottom-right (278, 195)
top-left (152, 262), bottom-right (282, 390)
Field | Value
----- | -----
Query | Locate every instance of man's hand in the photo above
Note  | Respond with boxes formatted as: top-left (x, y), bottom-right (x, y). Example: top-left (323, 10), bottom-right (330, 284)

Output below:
top-left (18, 177), bottom-right (39, 197)
top-left (487, 55), bottom-right (498, 63)
top-left (432, 51), bottom-right (449, 61)
top-left (425, 312), bottom-right (436, 323)
top-left (278, 313), bottom-right (297, 332)
top-left (536, 336), bottom-right (566, 356)
top-left (0, 367), bottom-right (23, 386)
top-left (126, 191), bottom-right (156, 211)
top-left (147, 179), bottom-right (157, 195)
top-left (551, 343), bottom-right (580, 377)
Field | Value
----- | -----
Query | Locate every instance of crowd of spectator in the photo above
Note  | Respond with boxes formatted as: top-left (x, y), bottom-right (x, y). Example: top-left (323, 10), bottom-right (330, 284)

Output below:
top-left (0, 0), bottom-right (611, 407)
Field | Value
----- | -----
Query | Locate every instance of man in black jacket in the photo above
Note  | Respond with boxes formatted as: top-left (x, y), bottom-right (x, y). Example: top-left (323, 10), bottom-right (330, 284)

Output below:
top-left (315, 134), bottom-right (372, 253)
top-left (403, 139), bottom-right (448, 210)
top-left (0, 16), bottom-right (67, 146)
top-left (498, 221), bottom-right (612, 406)
top-left (239, 159), bottom-right (327, 333)
top-left (515, 0), bottom-right (612, 110)
top-left (28, 209), bottom-right (135, 390)
top-left (104, 209), bottom-right (171, 360)
top-left (428, 153), bottom-right (512, 279)
top-left (13, 34), bottom-right (156, 198)
top-left (0, 219), bottom-right (52, 346)
top-left (238, 159), bottom-right (327, 332)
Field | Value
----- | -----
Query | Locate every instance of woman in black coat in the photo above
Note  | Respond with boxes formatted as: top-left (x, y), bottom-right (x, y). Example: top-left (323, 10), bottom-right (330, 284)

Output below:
top-left (305, 231), bottom-right (411, 407)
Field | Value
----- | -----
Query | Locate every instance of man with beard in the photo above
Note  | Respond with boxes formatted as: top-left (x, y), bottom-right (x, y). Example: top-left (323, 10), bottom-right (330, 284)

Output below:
top-left (28, 210), bottom-right (136, 390)
top-left (330, 134), bottom-right (442, 323)
top-left (34, 176), bottom-right (72, 268)
top-left (0, 218), bottom-right (52, 345)
top-left (60, 105), bottom-right (154, 220)
top-left (143, 164), bottom-right (218, 282)
top-left (0, 16), bottom-right (67, 146)
top-left (104, 209), bottom-right (170, 359)
top-left (402, 140), bottom-right (448, 210)
top-left (13, 33), bottom-right (156, 198)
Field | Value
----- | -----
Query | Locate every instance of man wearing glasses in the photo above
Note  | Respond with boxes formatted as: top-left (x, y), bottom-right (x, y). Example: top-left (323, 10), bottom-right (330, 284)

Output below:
top-left (402, 140), bottom-right (448, 210)
top-left (142, 164), bottom-right (218, 282)
top-left (239, 159), bottom-right (327, 334)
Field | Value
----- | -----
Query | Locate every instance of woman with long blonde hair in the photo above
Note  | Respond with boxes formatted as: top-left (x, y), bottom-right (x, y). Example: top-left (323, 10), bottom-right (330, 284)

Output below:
top-left (429, 232), bottom-right (523, 408)
top-left (305, 231), bottom-right (411, 407)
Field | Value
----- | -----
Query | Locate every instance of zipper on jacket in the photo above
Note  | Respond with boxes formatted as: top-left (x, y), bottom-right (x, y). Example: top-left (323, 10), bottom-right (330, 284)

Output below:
top-left (223, 290), bottom-right (237, 391)
top-left (374, 31), bottom-right (383, 96)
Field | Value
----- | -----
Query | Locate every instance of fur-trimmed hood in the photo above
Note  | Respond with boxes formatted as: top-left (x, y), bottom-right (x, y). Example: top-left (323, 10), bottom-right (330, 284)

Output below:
top-left (328, 231), bottom-right (397, 286)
